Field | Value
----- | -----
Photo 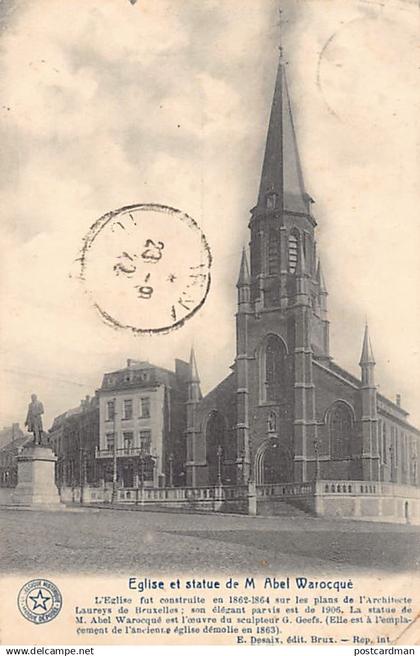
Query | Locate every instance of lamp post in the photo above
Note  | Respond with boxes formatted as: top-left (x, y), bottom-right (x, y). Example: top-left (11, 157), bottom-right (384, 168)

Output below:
top-left (238, 449), bottom-right (245, 485)
top-left (139, 449), bottom-right (145, 493)
top-left (169, 453), bottom-right (174, 488)
top-left (313, 439), bottom-right (320, 481)
top-left (79, 415), bottom-right (87, 505)
top-left (79, 446), bottom-right (85, 505)
top-left (216, 444), bottom-right (223, 486)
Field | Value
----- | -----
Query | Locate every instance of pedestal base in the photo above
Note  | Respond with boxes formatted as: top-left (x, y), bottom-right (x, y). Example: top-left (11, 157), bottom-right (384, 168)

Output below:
top-left (13, 445), bottom-right (62, 508)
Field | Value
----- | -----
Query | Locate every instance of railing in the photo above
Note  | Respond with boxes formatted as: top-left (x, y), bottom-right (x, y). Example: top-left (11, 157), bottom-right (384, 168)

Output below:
top-left (116, 485), bottom-right (248, 503)
top-left (64, 483), bottom-right (251, 505)
top-left (223, 485), bottom-right (249, 500)
top-left (59, 480), bottom-right (420, 507)
top-left (257, 482), bottom-right (315, 498)
top-left (318, 480), bottom-right (420, 499)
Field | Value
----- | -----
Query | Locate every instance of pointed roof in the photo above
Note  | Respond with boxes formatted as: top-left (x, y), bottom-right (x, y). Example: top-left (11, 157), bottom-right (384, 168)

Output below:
top-left (189, 347), bottom-right (200, 383)
top-left (316, 260), bottom-right (327, 292)
top-left (237, 247), bottom-right (250, 286)
top-left (257, 57), bottom-right (309, 214)
top-left (359, 324), bottom-right (375, 366)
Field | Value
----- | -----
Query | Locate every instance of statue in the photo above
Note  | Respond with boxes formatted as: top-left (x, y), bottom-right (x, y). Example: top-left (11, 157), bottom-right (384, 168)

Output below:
top-left (25, 394), bottom-right (44, 445)
top-left (267, 411), bottom-right (277, 433)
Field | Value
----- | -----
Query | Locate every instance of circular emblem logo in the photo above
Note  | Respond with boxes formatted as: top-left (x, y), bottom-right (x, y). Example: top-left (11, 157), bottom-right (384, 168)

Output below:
top-left (17, 579), bottom-right (62, 624)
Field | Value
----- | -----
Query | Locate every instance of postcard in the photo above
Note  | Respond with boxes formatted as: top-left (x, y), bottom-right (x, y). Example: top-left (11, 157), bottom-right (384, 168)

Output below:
top-left (0, 0), bottom-right (419, 650)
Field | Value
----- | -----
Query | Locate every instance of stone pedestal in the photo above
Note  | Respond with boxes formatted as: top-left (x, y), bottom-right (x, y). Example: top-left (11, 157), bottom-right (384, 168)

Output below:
top-left (13, 445), bottom-right (62, 508)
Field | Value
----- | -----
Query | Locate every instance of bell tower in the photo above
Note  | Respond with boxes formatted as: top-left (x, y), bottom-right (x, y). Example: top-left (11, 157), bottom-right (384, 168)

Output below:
top-left (235, 51), bottom-right (329, 484)
top-left (248, 54), bottom-right (328, 350)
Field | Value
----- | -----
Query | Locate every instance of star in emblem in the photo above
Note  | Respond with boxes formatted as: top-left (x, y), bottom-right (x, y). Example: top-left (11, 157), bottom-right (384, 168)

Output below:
top-left (29, 588), bottom-right (50, 612)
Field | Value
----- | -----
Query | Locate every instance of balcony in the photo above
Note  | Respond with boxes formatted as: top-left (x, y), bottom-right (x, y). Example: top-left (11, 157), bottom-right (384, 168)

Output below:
top-left (96, 447), bottom-right (152, 459)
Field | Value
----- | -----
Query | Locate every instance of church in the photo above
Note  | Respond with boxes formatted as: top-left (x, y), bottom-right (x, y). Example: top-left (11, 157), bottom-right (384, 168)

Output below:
top-left (184, 53), bottom-right (420, 496)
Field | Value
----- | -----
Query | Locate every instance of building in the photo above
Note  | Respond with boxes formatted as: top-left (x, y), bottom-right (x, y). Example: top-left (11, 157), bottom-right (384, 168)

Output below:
top-left (0, 423), bottom-right (25, 450)
top-left (49, 396), bottom-right (99, 490)
top-left (95, 358), bottom-right (190, 488)
top-left (185, 54), bottom-right (420, 492)
top-left (0, 427), bottom-right (31, 487)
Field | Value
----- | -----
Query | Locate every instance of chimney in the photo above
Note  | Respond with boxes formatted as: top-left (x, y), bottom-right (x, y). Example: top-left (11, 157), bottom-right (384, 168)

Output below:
top-left (396, 394), bottom-right (401, 407)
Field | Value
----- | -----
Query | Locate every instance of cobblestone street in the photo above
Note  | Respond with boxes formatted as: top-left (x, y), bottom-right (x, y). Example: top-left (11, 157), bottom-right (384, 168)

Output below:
top-left (2, 505), bottom-right (419, 575)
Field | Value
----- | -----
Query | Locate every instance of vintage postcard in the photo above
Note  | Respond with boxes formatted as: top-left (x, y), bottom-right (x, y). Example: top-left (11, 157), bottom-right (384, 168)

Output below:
top-left (0, 0), bottom-right (419, 651)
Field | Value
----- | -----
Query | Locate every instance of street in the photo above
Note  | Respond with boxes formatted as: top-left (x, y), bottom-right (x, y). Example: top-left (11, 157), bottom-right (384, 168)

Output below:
top-left (1, 506), bottom-right (418, 575)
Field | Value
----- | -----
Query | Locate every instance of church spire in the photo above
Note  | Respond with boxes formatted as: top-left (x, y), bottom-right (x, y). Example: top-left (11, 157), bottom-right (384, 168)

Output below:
top-left (256, 53), bottom-right (310, 215)
top-left (237, 247), bottom-right (251, 312)
top-left (237, 247), bottom-right (250, 287)
top-left (187, 346), bottom-right (202, 403)
top-left (317, 259), bottom-right (328, 321)
top-left (189, 346), bottom-right (200, 384)
top-left (359, 323), bottom-right (375, 366)
top-left (359, 323), bottom-right (375, 388)
top-left (316, 260), bottom-right (327, 293)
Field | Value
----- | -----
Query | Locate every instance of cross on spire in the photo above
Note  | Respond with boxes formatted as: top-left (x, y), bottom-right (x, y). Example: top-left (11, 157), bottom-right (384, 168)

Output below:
top-left (277, 6), bottom-right (287, 65)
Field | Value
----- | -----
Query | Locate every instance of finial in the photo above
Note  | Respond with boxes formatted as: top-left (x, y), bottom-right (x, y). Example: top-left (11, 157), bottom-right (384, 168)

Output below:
top-left (237, 246), bottom-right (250, 287)
top-left (189, 345), bottom-right (200, 382)
top-left (360, 322), bottom-right (375, 366)
top-left (277, 6), bottom-right (287, 64)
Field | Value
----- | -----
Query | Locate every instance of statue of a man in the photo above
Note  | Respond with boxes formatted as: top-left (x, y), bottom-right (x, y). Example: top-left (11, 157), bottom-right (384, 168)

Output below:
top-left (25, 394), bottom-right (44, 445)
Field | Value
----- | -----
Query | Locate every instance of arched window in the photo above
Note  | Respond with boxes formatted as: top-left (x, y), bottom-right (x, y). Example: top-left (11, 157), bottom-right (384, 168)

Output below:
top-left (266, 192), bottom-right (277, 210)
top-left (328, 402), bottom-right (353, 459)
top-left (288, 230), bottom-right (299, 273)
top-left (263, 335), bottom-right (286, 402)
top-left (268, 229), bottom-right (279, 275)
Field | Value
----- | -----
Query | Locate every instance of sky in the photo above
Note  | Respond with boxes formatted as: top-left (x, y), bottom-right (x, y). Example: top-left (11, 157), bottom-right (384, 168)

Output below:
top-left (0, 0), bottom-right (419, 430)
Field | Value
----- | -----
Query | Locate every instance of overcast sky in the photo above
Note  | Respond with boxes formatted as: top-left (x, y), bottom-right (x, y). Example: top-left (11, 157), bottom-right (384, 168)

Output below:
top-left (0, 0), bottom-right (419, 430)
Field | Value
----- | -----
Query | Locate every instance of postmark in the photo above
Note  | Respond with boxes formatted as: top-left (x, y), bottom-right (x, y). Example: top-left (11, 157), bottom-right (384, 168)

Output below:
top-left (78, 203), bottom-right (212, 334)
top-left (17, 578), bottom-right (62, 624)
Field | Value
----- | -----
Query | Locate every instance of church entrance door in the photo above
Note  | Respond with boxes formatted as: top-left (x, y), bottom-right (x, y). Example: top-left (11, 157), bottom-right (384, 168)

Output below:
top-left (256, 439), bottom-right (289, 484)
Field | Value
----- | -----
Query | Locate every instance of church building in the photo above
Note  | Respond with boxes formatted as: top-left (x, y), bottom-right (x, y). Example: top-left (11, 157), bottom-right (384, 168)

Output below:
top-left (185, 54), bottom-right (420, 493)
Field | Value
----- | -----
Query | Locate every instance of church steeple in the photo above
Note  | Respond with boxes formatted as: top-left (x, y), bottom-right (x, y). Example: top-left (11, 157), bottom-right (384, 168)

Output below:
top-left (237, 247), bottom-right (250, 287)
top-left (243, 41), bottom-right (329, 359)
top-left (317, 259), bottom-right (328, 321)
top-left (237, 247), bottom-right (251, 313)
top-left (359, 323), bottom-right (376, 387)
top-left (316, 260), bottom-right (327, 293)
top-left (187, 347), bottom-right (202, 400)
top-left (256, 55), bottom-right (310, 215)
top-left (360, 323), bottom-right (375, 367)
top-left (359, 323), bottom-right (378, 480)
top-left (248, 48), bottom-right (318, 314)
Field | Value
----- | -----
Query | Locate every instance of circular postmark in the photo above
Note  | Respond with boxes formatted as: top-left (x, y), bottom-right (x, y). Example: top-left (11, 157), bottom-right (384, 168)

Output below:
top-left (79, 203), bottom-right (212, 334)
top-left (17, 578), bottom-right (62, 624)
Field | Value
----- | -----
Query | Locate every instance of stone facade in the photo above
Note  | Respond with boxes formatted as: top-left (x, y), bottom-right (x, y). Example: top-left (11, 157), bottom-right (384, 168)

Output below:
top-left (186, 55), bottom-right (420, 491)
top-left (96, 358), bottom-right (189, 488)
top-left (0, 431), bottom-right (31, 487)
top-left (49, 396), bottom-right (99, 489)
